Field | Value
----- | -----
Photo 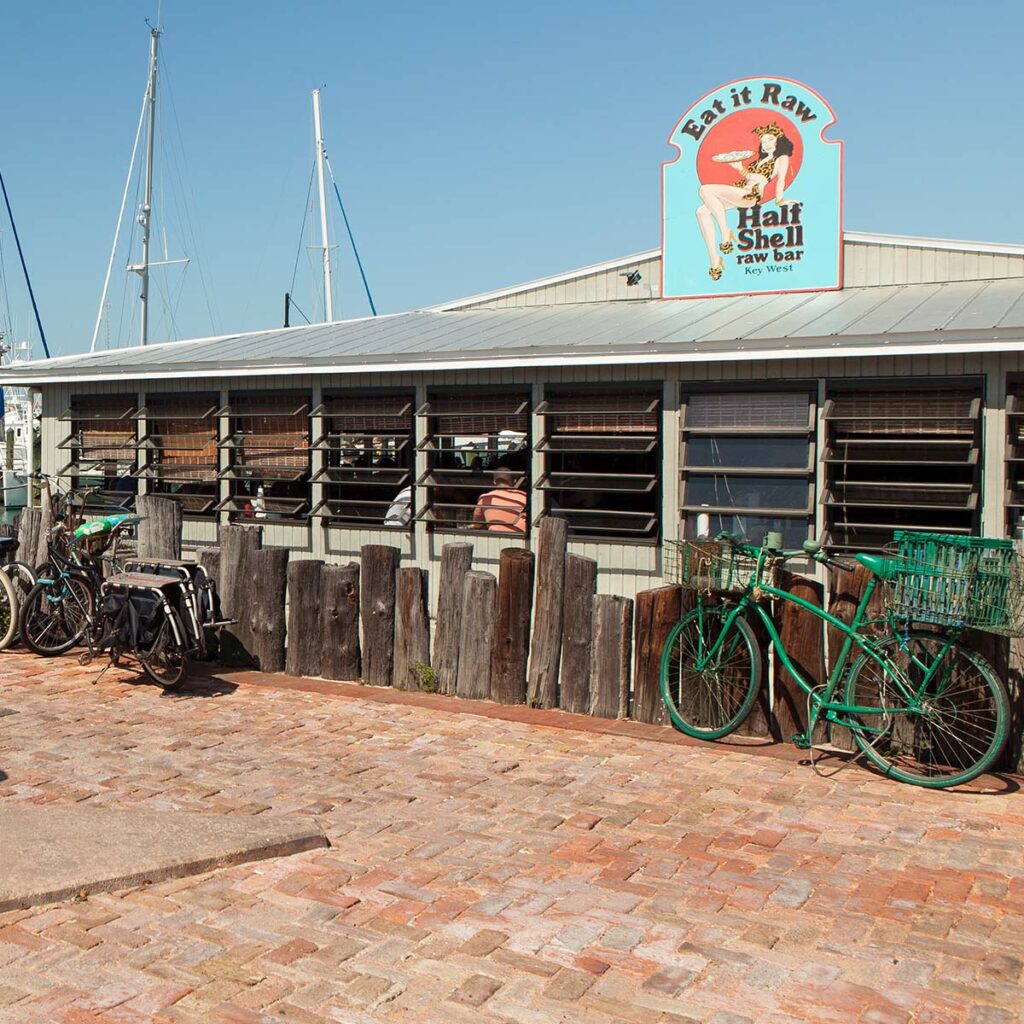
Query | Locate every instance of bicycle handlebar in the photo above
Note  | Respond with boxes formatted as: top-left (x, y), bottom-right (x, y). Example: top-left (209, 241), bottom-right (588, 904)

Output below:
top-left (713, 531), bottom-right (854, 573)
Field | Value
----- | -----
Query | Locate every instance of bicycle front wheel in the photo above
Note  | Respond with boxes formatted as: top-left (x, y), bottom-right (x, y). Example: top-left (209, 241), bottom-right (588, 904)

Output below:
top-left (140, 609), bottom-right (189, 690)
top-left (0, 569), bottom-right (18, 650)
top-left (660, 604), bottom-right (761, 739)
top-left (20, 577), bottom-right (95, 656)
top-left (843, 632), bottom-right (1009, 788)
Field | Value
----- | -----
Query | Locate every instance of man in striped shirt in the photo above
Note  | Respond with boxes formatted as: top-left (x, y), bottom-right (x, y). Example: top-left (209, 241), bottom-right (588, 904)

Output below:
top-left (473, 469), bottom-right (527, 535)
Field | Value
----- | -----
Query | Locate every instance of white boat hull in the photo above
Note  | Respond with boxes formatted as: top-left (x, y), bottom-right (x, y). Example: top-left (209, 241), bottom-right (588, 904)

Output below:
top-left (2, 469), bottom-right (27, 510)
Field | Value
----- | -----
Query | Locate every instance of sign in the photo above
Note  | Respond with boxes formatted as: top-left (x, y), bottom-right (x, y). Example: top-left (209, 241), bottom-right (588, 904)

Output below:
top-left (662, 77), bottom-right (842, 300)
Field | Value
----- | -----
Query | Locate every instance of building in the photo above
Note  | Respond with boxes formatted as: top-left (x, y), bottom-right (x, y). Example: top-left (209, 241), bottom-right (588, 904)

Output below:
top-left (2, 230), bottom-right (1023, 605)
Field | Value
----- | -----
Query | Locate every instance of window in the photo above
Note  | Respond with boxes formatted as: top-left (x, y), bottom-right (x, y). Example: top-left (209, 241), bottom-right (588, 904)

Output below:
top-left (59, 395), bottom-right (138, 507)
top-left (416, 390), bottom-right (530, 534)
top-left (537, 388), bottom-right (661, 540)
top-left (135, 395), bottom-right (219, 517)
top-left (680, 389), bottom-right (815, 549)
top-left (1005, 379), bottom-right (1024, 538)
top-left (218, 394), bottom-right (311, 520)
top-left (310, 392), bottom-right (415, 528)
top-left (824, 384), bottom-right (982, 551)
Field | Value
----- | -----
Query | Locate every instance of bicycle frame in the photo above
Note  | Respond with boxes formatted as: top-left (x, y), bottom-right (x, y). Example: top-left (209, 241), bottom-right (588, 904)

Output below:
top-left (692, 553), bottom-right (961, 743)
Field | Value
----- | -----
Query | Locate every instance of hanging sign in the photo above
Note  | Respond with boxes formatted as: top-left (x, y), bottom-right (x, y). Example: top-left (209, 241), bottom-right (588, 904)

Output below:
top-left (662, 77), bottom-right (842, 300)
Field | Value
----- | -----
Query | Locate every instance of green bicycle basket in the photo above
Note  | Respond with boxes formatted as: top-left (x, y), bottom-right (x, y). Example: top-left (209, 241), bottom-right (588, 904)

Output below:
top-left (664, 540), bottom-right (772, 594)
top-left (886, 531), bottom-right (1022, 636)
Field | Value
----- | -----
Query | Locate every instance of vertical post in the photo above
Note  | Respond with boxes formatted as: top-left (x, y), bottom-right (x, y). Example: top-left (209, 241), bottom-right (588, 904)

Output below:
top-left (139, 27), bottom-right (160, 346)
top-left (284, 292), bottom-right (291, 328)
top-left (312, 88), bottom-right (334, 323)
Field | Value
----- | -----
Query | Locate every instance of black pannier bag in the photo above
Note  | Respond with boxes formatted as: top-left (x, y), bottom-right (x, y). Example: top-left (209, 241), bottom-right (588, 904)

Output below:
top-left (102, 590), bottom-right (165, 651)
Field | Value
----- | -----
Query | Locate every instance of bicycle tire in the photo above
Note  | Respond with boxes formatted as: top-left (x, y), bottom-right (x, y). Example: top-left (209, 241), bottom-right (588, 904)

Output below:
top-left (139, 609), bottom-right (189, 690)
top-left (0, 569), bottom-right (18, 651)
top-left (843, 632), bottom-right (1009, 788)
top-left (660, 604), bottom-right (761, 739)
top-left (20, 577), bottom-right (96, 657)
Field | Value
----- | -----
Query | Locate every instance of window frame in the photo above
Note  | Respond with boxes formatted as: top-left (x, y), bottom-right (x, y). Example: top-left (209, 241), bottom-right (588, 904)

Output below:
top-left (823, 378), bottom-right (983, 552)
top-left (415, 388), bottom-right (531, 536)
top-left (536, 385), bottom-right (662, 542)
top-left (679, 385), bottom-right (817, 547)
top-left (58, 395), bottom-right (139, 507)
top-left (308, 390), bottom-right (417, 530)
top-left (217, 393), bottom-right (312, 521)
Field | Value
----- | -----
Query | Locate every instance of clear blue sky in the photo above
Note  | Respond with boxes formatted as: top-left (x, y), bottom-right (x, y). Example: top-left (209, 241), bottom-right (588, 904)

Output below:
top-left (2, 0), bottom-right (1022, 356)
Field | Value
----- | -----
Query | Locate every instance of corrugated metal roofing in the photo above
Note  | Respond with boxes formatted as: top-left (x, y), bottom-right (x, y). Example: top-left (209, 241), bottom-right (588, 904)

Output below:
top-left (3, 277), bottom-right (1022, 385)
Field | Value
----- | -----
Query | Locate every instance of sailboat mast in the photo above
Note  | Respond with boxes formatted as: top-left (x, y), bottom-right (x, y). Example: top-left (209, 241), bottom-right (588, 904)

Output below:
top-left (312, 88), bottom-right (334, 322)
top-left (139, 26), bottom-right (160, 346)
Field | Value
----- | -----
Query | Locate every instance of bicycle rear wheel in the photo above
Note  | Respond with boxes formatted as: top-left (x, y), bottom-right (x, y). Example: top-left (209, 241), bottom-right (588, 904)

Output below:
top-left (0, 569), bottom-right (17, 650)
top-left (20, 577), bottom-right (95, 656)
top-left (659, 604), bottom-right (761, 739)
top-left (843, 632), bottom-right (1009, 788)
top-left (139, 609), bottom-right (189, 690)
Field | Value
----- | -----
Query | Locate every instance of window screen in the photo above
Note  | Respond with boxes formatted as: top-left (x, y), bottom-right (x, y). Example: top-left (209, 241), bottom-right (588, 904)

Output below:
top-left (416, 390), bottom-right (530, 535)
top-left (536, 389), bottom-right (661, 540)
top-left (136, 395), bottom-right (219, 517)
top-left (1006, 381), bottom-right (1024, 538)
top-left (680, 389), bottom-right (815, 549)
top-left (824, 385), bottom-right (982, 551)
top-left (218, 394), bottom-right (311, 520)
top-left (59, 395), bottom-right (138, 508)
top-left (310, 393), bottom-right (415, 529)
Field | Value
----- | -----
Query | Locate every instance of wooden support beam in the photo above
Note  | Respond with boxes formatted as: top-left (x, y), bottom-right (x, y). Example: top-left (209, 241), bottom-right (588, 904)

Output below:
top-left (394, 567), bottom-right (430, 691)
top-left (135, 494), bottom-right (183, 560)
top-left (590, 595), bottom-right (633, 720)
top-left (321, 562), bottom-right (361, 681)
top-left (632, 585), bottom-right (681, 725)
top-left (527, 516), bottom-right (567, 709)
top-left (559, 554), bottom-right (597, 714)
top-left (433, 543), bottom-right (473, 696)
top-left (360, 544), bottom-right (400, 686)
top-left (456, 571), bottom-right (496, 700)
top-left (490, 548), bottom-right (535, 705)
top-left (286, 559), bottom-right (324, 678)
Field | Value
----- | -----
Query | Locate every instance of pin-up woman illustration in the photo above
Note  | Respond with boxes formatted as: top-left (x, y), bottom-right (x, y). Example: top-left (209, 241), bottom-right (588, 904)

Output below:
top-left (696, 122), bottom-right (799, 281)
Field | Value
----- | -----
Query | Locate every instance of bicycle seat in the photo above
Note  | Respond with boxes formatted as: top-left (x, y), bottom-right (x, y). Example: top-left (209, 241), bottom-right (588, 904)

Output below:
top-left (854, 553), bottom-right (895, 580)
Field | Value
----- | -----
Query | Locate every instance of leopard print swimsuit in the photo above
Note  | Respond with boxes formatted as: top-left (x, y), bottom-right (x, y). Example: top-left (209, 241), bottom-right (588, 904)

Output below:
top-left (736, 156), bottom-right (775, 203)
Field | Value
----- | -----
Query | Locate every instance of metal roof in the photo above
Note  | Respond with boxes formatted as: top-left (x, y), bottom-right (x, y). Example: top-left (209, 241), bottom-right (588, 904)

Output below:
top-left (3, 277), bottom-right (1023, 386)
top-left (429, 231), bottom-right (1024, 312)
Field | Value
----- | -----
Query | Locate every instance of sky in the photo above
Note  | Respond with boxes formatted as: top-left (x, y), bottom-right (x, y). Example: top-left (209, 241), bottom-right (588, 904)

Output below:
top-left (1, 0), bottom-right (1023, 357)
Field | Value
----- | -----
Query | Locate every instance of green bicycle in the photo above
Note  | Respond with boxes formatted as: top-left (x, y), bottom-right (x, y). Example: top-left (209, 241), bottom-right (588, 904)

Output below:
top-left (660, 531), bottom-right (1016, 788)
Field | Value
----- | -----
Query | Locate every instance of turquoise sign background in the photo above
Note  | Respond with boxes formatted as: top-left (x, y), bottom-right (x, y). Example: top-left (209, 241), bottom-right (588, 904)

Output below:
top-left (662, 77), bottom-right (842, 300)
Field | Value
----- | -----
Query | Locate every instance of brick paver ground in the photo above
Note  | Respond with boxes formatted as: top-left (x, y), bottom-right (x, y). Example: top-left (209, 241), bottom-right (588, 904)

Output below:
top-left (0, 650), bottom-right (1022, 1024)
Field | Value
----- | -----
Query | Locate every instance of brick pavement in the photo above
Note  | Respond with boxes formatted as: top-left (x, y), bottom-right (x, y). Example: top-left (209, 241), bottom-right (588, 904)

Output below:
top-left (0, 649), bottom-right (1022, 1024)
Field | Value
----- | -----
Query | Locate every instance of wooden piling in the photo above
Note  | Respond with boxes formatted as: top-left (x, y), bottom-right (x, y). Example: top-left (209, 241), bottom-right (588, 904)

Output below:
top-left (321, 562), bottom-right (361, 681)
top-left (772, 569), bottom-right (825, 740)
top-left (394, 567), bottom-right (430, 690)
top-left (135, 494), bottom-right (183, 560)
top-left (456, 571), bottom-right (496, 700)
top-left (360, 544), bottom-right (399, 686)
top-left (218, 524), bottom-right (263, 666)
top-left (433, 543), bottom-right (473, 695)
top-left (527, 516), bottom-right (567, 709)
top-left (286, 559), bottom-right (325, 678)
top-left (490, 548), bottom-right (535, 705)
top-left (250, 546), bottom-right (289, 672)
top-left (590, 594), bottom-right (633, 719)
top-left (559, 555), bottom-right (597, 714)
top-left (15, 507), bottom-right (40, 568)
top-left (632, 585), bottom-right (682, 725)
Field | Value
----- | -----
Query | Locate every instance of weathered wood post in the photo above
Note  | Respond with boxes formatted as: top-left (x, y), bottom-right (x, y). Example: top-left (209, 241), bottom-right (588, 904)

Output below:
top-left (590, 594), bottom-right (633, 719)
top-left (34, 496), bottom-right (52, 570)
top-left (196, 546), bottom-right (221, 659)
top-left (219, 524), bottom-right (263, 665)
top-left (491, 548), bottom-right (535, 705)
top-left (433, 543), bottom-right (473, 695)
top-left (360, 544), bottom-right (400, 685)
top-left (15, 507), bottom-right (40, 567)
top-left (250, 547), bottom-right (289, 672)
top-left (286, 559), bottom-right (325, 678)
top-left (394, 567), bottom-right (430, 690)
top-left (456, 570), bottom-right (496, 700)
top-left (321, 562), bottom-right (361, 680)
top-left (559, 555), bottom-right (597, 714)
top-left (135, 494), bottom-right (183, 560)
top-left (772, 569), bottom-right (825, 741)
top-left (527, 516), bottom-right (567, 709)
top-left (632, 585), bottom-right (682, 725)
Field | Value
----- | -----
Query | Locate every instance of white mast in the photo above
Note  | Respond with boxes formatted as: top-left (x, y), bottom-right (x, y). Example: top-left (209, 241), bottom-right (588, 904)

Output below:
top-left (138, 26), bottom-right (160, 346)
top-left (312, 88), bottom-right (334, 322)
